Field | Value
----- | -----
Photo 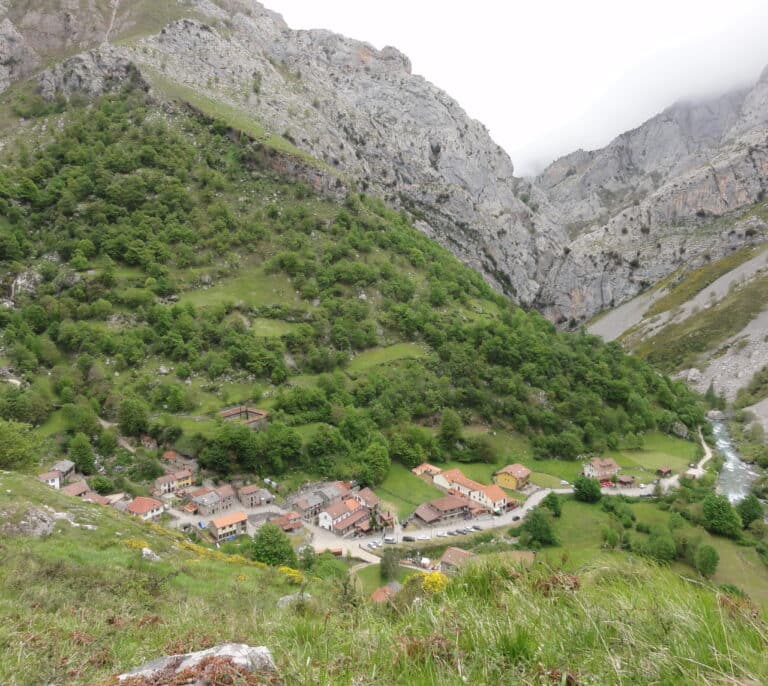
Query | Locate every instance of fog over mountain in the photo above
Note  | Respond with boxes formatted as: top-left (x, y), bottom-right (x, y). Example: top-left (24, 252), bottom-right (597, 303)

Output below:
top-left (267, 0), bottom-right (768, 175)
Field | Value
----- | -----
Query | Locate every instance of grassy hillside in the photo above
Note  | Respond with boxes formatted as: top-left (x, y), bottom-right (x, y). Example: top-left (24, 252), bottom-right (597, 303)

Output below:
top-left (1, 472), bottom-right (767, 685)
top-left (0, 87), bottom-right (704, 494)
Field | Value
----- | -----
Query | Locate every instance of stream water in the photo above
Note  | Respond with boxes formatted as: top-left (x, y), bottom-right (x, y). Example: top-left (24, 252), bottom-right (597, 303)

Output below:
top-left (712, 421), bottom-right (760, 502)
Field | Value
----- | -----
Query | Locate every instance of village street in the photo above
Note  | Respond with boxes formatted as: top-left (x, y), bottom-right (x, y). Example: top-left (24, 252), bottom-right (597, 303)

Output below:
top-left (162, 431), bottom-right (713, 561)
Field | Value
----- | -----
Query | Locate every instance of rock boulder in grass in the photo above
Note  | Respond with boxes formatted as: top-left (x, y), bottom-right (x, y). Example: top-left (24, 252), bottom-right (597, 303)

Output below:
top-left (0, 507), bottom-right (55, 537)
top-left (117, 643), bottom-right (277, 685)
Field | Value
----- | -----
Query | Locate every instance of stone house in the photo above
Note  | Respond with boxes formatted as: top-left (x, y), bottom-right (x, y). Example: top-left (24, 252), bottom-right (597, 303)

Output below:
top-left (214, 484), bottom-right (237, 510)
top-left (494, 464), bottom-right (531, 490)
top-left (209, 511), bottom-right (248, 542)
top-left (52, 459), bottom-right (75, 483)
top-left (583, 457), bottom-right (621, 480)
top-left (413, 495), bottom-right (471, 526)
top-left (193, 490), bottom-right (222, 516)
top-left (238, 484), bottom-right (274, 508)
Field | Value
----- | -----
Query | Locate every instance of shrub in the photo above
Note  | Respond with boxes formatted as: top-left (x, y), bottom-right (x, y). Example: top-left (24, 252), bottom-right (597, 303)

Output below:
top-left (573, 476), bottom-right (602, 503)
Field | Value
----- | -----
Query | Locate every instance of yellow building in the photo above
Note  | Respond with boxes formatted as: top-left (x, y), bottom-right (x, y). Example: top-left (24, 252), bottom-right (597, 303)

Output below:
top-left (494, 464), bottom-right (531, 490)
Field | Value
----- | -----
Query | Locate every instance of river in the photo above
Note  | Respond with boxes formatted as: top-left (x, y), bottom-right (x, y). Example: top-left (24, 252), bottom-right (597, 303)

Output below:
top-left (712, 421), bottom-right (761, 502)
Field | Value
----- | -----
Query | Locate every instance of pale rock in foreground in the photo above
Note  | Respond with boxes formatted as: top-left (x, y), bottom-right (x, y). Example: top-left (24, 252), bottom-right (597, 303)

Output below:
top-left (117, 643), bottom-right (275, 682)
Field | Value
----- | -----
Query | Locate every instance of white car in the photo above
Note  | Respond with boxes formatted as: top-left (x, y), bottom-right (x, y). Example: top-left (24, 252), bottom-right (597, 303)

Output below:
top-left (436, 532), bottom-right (448, 538)
top-left (417, 534), bottom-right (429, 540)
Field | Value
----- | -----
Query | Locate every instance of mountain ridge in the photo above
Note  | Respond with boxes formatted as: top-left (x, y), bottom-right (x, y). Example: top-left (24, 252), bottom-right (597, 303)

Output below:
top-left (3, 0), bottom-right (768, 329)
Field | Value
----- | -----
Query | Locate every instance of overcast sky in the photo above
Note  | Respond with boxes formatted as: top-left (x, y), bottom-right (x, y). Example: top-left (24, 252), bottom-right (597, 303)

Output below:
top-left (265, 0), bottom-right (768, 176)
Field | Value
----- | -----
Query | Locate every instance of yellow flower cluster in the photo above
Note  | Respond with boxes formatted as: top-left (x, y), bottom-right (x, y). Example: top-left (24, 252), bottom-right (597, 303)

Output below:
top-left (413, 570), bottom-right (448, 595)
top-left (277, 566), bottom-right (306, 585)
top-left (179, 540), bottom-right (266, 568)
top-left (235, 573), bottom-right (248, 583)
top-left (124, 538), bottom-right (149, 550)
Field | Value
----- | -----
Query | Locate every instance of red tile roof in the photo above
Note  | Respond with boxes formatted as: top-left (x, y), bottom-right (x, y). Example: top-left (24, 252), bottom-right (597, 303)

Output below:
top-left (333, 508), bottom-right (369, 532)
top-left (239, 483), bottom-right (263, 495)
top-left (127, 496), bottom-right (163, 515)
top-left (82, 492), bottom-right (110, 506)
top-left (429, 495), bottom-right (471, 512)
top-left (215, 484), bottom-right (235, 498)
top-left (37, 470), bottom-right (62, 481)
top-left (440, 547), bottom-right (476, 568)
top-left (162, 450), bottom-right (180, 460)
top-left (356, 487), bottom-right (379, 507)
top-left (61, 482), bottom-right (89, 497)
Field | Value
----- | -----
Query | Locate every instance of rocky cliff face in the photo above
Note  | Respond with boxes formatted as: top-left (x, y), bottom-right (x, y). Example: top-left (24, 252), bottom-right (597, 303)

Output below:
top-left (535, 72), bottom-right (768, 323)
top-left (0, 0), bottom-right (566, 305)
top-left (2, 0), bottom-right (768, 322)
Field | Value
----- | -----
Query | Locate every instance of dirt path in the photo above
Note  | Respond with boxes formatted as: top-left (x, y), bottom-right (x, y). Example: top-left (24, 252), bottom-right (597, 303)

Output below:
top-left (104, 0), bottom-right (120, 44)
top-left (97, 416), bottom-right (135, 454)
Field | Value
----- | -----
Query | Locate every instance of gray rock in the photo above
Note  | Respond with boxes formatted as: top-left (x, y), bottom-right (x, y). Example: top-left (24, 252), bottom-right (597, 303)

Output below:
top-left (39, 47), bottom-right (148, 102)
top-left (0, 507), bottom-right (55, 537)
top-left (141, 547), bottom-right (161, 562)
top-left (671, 421), bottom-right (689, 439)
top-left (685, 368), bottom-right (702, 383)
top-left (277, 592), bottom-right (312, 608)
top-left (118, 643), bottom-right (275, 682)
top-left (706, 410), bottom-right (725, 421)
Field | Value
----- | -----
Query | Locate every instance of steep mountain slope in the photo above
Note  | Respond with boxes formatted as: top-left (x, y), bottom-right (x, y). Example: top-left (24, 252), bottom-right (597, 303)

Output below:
top-left (0, 88), bottom-right (703, 485)
top-left (536, 69), bottom-right (768, 324)
top-left (4, 0), bottom-right (768, 330)
top-left (0, 0), bottom-right (565, 304)
top-left (2, 470), bottom-right (767, 685)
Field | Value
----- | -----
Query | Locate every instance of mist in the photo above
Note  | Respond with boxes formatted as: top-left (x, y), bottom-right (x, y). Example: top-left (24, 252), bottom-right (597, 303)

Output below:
top-left (263, 0), bottom-right (768, 176)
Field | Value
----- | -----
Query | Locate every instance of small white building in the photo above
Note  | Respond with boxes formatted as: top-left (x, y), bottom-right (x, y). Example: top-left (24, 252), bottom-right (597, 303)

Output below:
top-left (127, 496), bottom-right (164, 521)
top-left (37, 470), bottom-right (62, 489)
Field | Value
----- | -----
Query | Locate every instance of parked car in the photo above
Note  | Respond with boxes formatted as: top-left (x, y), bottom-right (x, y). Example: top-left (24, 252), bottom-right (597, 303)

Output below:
top-left (417, 534), bottom-right (428, 540)
top-left (383, 536), bottom-right (396, 544)
top-left (560, 480), bottom-right (569, 485)
top-left (472, 525), bottom-right (482, 531)
top-left (436, 531), bottom-right (448, 538)
top-left (402, 535), bottom-right (416, 542)
top-left (512, 515), bottom-right (521, 521)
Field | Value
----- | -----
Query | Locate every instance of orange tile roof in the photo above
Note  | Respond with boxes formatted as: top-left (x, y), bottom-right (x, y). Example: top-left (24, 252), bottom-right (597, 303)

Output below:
top-left (411, 462), bottom-right (442, 476)
top-left (344, 497), bottom-right (361, 512)
top-left (189, 486), bottom-right (212, 498)
top-left (210, 511), bottom-right (248, 529)
top-left (127, 496), bottom-right (163, 515)
top-left (371, 585), bottom-right (398, 603)
top-left (239, 483), bottom-right (262, 495)
top-left (215, 484), bottom-right (235, 498)
top-left (162, 450), bottom-right (180, 460)
top-left (482, 484), bottom-right (507, 502)
top-left (441, 469), bottom-right (484, 493)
